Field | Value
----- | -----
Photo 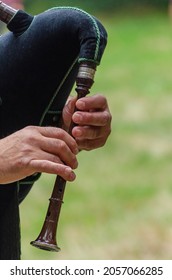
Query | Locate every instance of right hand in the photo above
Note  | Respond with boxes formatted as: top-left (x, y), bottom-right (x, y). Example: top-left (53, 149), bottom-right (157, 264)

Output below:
top-left (0, 126), bottom-right (78, 184)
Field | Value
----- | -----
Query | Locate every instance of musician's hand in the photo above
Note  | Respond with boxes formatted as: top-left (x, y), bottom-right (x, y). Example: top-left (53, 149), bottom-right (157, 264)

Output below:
top-left (0, 126), bottom-right (78, 184)
top-left (63, 94), bottom-right (112, 151)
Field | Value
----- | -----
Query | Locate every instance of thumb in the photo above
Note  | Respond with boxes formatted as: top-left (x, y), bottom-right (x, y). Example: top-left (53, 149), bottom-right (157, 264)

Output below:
top-left (62, 97), bottom-right (76, 130)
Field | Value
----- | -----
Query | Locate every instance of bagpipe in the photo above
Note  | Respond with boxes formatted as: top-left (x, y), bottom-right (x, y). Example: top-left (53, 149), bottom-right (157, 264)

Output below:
top-left (0, 1), bottom-right (107, 259)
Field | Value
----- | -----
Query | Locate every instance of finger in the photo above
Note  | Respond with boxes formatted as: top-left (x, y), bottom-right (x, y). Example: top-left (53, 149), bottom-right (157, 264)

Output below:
top-left (76, 94), bottom-right (108, 111)
top-left (72, 126), bottom-right (102, 140)
top-left (62, 97), bottom-right (77, 128)
top-left (72, 110), bottom-right (110, 126)
top-left (39, 138), bottom-right (78, 169)
top-left (30, 160), bottom-right (76, 181)
top-left (37, 126), bottom-right (79, 154)
top-left (33, 150), bottom-right (78, 169)
top-left (64, 97), bottom-right (76, 115)
top-left (76, 138), bottom-right (106, 151)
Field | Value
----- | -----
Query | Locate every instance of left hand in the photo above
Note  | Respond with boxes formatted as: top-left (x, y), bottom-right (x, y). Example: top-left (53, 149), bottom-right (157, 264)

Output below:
top-left (62, 94), bottom-right (112, 151)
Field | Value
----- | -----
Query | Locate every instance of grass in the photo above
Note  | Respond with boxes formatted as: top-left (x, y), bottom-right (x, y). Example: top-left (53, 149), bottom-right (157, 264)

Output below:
top-left (20, 10), bottom-right (172, 260)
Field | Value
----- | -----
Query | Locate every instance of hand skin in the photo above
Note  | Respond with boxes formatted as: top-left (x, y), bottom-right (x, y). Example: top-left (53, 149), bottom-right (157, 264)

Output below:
top-left (0, 94), bottom-right (111, 184)
top-left (0, 126), bottom-right (78, 184)
top-left (63, 94), bottom-right (112, 151)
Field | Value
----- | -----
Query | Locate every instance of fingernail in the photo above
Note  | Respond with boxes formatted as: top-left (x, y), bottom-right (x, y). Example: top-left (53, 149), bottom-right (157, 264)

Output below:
top-left (73, 112), bottom-right (83, 122)
top-left (74, 128), bottom-right (82, 137)
top-left (77, 100), bottom-right (85, 110)
top-left (65, 167), bottom-right (76, 181)
top-left (69, 171), bottom-right (76, 181)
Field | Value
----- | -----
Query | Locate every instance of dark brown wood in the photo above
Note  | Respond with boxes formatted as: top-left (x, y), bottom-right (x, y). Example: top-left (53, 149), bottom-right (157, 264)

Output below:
top-left (30, 62), bottom-right (97, 251)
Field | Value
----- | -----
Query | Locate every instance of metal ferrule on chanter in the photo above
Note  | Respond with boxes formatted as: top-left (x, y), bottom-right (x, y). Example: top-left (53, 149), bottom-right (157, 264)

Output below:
top-left (0, 1), bottom-right (17, 24)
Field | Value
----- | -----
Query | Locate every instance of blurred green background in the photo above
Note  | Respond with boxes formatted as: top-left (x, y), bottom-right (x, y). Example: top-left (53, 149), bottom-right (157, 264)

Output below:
top-left (19, 1), bottom-right (172, 259)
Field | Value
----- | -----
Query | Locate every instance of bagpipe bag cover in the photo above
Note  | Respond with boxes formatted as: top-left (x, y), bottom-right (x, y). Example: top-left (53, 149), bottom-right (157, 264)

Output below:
top-left (0, 7), bottom-right (107, 259)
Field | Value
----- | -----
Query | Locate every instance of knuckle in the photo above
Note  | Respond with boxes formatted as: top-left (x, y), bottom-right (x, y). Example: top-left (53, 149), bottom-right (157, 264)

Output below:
top-left (96, 94), bottom-right (107, 107)
top-left (19, 141), bottom-right (33, 155)
top-left (58, 140), bottom-right (66, 152)
top-left (24, 125), bottom-right (37, 134)
top-left (56, 129), bottom-right (64, 138)
top-left (51, 155), bottom-right (60, 164)
top-left (98, 93), bottom-right (106, 101)
top-left (23, 125), bottom-right (34, 131)
top-left (80, 140), bottom-right (92, 151)
top-left (102, 128), bottom-right (111, 145)
top-left (16, 155), bottom-right (30, 169)
top-left (102, 112), bottom-right (110, 125)
top-left (22, 126), bottom-right (39, 143)
top-left (56, 128), bottom-right (67, 140)
top-left (103, 111), bottom-right (112, 125)
top-left (92, 129), bottom-right (100, 139)
top-left (42, 126), bottom-right (56, 135)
